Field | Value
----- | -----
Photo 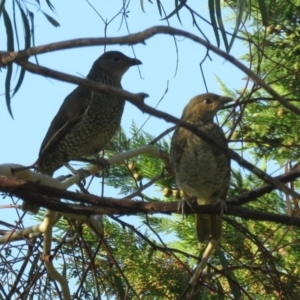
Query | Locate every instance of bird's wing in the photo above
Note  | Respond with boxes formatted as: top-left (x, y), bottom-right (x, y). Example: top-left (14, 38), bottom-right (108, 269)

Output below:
top-left (39, 87), bottom-right (91, 157)
top-left (208, 123), bottom-right (231, 199)
top-left (170, 126), bottom-right (188, 167)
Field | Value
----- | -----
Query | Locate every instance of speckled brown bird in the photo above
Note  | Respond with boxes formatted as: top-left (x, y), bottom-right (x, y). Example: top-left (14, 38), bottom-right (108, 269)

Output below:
top-left (170, 93), bottom-right (232, 243)
top-left (22, 51), bottom-right (141, 213)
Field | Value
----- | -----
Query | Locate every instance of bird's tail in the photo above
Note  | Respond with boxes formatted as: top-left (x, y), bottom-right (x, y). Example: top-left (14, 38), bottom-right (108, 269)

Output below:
top-left (196, 213), bottom-right (222, 242)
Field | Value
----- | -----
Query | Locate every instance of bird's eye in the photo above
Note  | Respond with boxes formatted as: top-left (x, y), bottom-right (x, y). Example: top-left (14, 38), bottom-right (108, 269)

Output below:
top-left (112, 55), bottom-right (120, 62)
top-left (204, 99), bottom-right (212, 104)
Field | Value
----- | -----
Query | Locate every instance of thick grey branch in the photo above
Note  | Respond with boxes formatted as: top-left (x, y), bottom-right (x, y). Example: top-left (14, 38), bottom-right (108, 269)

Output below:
top-left (1, 176), bottom-right (300, 227)
top-left (1, 26), bottom-right (299, 115)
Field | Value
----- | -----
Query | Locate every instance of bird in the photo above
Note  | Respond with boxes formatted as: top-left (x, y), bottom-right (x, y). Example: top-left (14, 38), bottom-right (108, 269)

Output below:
top-left (170, 93), bottom-right (232, 243)
top-left (22, 51), bottom-right (142, 213)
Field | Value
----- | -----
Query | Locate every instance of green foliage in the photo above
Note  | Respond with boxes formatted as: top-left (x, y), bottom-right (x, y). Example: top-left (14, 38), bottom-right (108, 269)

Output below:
top-left (1, 0), bottom-right (59, 117)
top-left (228, 0), bottom-right (300, 166)
top-left (2, 1), bottom-right (300, 299)
top-left (57, 219), bottom-right (190, 299)
top-left (105, 122), bottom-right (174, 197)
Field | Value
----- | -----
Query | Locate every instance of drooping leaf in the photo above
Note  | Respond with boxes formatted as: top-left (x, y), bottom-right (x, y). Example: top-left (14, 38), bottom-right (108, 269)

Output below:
top-left (3, 7), bottom-right (14, 118)
top-left (208, 0), bottom-right (220, 48)
top-left (45, 0), bottom-right (56, 13)
top-left (161, 0), bottom-right (186, 24)
top-left (12, 2), bottom-right (31, 97)
top-left (28, 11), bottom-right (38, 64)
top-left (17, 4), bottom-right (31, 49)
top-left (112, 274), bottom-right (125, 299)
top-left (41, 11), bottom-right (60, 27)
top-left (0, 0), bottom-right (5, 17)
top-left (3, 7), bottom-right (14, 51)
top-left (4, 63), bottom-right (13, 118)
top-left (215, 0), bottom-right (229, 52)
top-left (140, 0), bottom-right (145, 13)
top-left (228, 0), bottom-right (248, 51)
top-left (12, 0), bottom-right (19, 50)
top-left (257, 0), bottom-right (268, 26)
top-left (215, 278), bottom-right (225, 300)
top-left (156, 0), bottom-right (162, 17)
top-left (217, 247), bottom-right (242, 300)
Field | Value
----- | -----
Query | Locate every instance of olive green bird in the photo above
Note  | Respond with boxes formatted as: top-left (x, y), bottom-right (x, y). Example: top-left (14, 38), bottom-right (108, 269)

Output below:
top-left (22, 51), bottom-right (141, 214)
top-left (170, 93), bottom-right (232, 243)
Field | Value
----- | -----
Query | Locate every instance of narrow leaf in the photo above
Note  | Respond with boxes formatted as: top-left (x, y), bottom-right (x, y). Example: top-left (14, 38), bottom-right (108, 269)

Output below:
top-left (17, 4), bottom-right (31, 49)
top-left (156, 0), bottom-right (162, 17)
top-left (0, 0), bottom-right (5, 17)
top-left (12, 66), bottom-right (26, 97)
top-left (215, 279), bottom-right (225, 300)
top-left (28, 11), bottom-right (38, 64)
top-left (215, 0), bottom-right (229, 52)
top-left (5, 64), bottom-right (13, 118)
top-left (216, 248), bottom-right (242, 300)
top-left (208, 0), bottom-right (220, 48)
top-left (13, 3), bottom-right (31, 97)
top-left (161, 0), bottom-right (186, 23)
top-left (257, 0), bottom-right (268, 26)
top-left (112, 274), bottom-right (125, 298)
top-left (3, 8), bottom-right (14, 51)
top-left (140, 0), bottom-right (145, 13)
top-left (12, 0), bottom-right (20, 50)
top-left (45, 0), bottom-right (56, 13)
top-left (41, 11), bottom-right (60, 27)
top-left (3, 7), bottom-right (14, 118)
top-left (228, 0), bottom-right (247, 51)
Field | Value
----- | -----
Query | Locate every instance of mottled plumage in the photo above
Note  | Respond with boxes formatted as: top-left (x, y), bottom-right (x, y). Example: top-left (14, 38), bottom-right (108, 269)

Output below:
top-left (170, 93), bottom-right (231, 242)
top-left (36, 51), bottom-right (141, 175)
top-left (23, 51), bottom-right (141, 213)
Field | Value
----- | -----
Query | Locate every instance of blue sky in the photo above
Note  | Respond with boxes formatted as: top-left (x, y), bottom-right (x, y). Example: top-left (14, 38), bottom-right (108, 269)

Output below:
top-left (0, 1), bottom-right (245, 226)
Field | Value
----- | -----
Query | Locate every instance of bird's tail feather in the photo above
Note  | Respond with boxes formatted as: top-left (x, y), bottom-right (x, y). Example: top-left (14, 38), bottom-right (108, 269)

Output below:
top-left (196, 214), bottom-right (222, 242)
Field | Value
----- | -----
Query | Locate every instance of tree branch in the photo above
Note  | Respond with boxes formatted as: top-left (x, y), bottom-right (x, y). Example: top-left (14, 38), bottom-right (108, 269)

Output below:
top-left (0, 176), bottom-right (299, 227)
top-left (1, 25), bottom-right (299, 115)
top-left (11, 60), bottom-right (300, 200)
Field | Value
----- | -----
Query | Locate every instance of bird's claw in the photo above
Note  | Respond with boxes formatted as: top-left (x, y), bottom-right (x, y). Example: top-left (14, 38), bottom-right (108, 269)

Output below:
top-left (63, 162), bottom-right (89, 185)
top-left (89, 157), bottom-right (110, 170)
top-left (214, 199), bottom-right (227, 217)
top-left (177, 198), bottom-right (193, 218)
top-left (74, 168), bottom-right (90, 186)
top-left (226, 196), bottom-right (240, 204)
top-left (77, 157), bottom-right (110, 177)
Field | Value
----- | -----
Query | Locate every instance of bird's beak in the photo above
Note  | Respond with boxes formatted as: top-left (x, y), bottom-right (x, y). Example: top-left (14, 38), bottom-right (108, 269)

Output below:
top-left (129, 58), bottom-right (142, 66)
top-left (220, 97), bottom-right (234, 109)
top-left (221, 97), bottom-right (234, 104)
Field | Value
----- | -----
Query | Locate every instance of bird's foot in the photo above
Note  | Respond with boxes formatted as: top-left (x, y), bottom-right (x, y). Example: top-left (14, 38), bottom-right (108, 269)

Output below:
top-left (226, 196), bottom-right (240, 204)
top-left (177, 197), bottom-right (196, 217)
top-left (90, 157), bottom-right (110, 171)
top-left (214, 199), bottom-right (227, 217)
top-left (76, 157), bottom-right (110, 175)
top-left (75, 169), bottom-right (91, 186)
top-left (63, 163), bottom-right (90, 186)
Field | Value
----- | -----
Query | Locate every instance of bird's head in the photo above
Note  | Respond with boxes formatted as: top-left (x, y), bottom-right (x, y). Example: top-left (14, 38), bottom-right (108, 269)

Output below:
top-left (181, 93), bottom-right (233, 122)
top-left (89, 51), bottom-right (142, 80)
